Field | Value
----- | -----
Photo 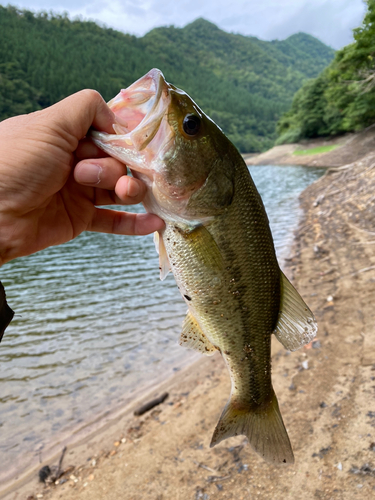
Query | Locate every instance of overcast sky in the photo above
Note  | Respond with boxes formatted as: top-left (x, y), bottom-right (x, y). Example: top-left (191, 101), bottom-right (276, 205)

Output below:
top-left (1, 0), bottom-right (367, 49)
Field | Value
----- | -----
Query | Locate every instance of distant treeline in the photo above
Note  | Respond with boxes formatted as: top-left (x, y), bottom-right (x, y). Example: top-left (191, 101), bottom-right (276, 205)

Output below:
top-left (277, 0), bottom-right (375, 144)
top-left (0, 6), bottom-right (334, 152)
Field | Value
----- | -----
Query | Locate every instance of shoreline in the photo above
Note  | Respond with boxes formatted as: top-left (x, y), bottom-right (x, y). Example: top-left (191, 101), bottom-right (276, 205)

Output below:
top-left (246, 124), bottom-right (375, 169)
top-left (4, 138), bottom-right (375, 498)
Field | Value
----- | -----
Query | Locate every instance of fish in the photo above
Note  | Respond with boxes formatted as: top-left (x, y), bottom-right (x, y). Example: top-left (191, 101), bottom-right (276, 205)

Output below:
top-left (91, 69), bottom-right (318, 464)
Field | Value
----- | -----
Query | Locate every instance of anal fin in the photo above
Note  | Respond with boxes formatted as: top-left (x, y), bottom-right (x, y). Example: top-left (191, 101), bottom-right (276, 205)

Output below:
top-left (273, 272), bottom-right (318, 351)
top-left (180, 311), bottom-right (217, 356)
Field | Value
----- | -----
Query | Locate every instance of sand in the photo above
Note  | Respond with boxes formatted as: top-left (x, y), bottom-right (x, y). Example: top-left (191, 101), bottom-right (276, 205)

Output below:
top-left (3, 135), bottom-right (375, 500)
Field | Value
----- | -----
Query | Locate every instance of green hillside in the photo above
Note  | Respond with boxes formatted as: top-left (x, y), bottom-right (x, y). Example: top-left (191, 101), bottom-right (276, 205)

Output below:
top-left (277, 0), bottom-right (375, 144)
top-left (0, 6), bottom-right (334, 152)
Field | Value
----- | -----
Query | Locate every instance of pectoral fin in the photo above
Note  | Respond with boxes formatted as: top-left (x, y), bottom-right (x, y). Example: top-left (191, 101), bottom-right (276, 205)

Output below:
top-left (273, 272), bottom-right (318, 351)
top-left (154, 231), bottom-right (171, 281)
top-left (178, 225), bottom-right (224, 272)
top-left (180, 311), bottom-right (217, 356)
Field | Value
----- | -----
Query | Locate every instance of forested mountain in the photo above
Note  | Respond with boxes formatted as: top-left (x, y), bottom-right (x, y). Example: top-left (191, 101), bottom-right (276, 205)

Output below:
top-left (0, 6), bottom-right (334, 152)
top-left (277, 0), bottom-right (375, 144)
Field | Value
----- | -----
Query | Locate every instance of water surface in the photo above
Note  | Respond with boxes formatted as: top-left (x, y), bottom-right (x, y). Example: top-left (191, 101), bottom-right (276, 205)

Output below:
top-left (0, 164), bottom-right (323, 481)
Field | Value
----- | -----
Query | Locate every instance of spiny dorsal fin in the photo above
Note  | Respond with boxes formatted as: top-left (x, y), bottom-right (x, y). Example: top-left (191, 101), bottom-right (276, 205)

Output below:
top-left (273, 272), bottom-right (318, 351)
top-left (180, 311), bottom-right (217, 356)
top-left (154, 231), bottom-right (171, 281)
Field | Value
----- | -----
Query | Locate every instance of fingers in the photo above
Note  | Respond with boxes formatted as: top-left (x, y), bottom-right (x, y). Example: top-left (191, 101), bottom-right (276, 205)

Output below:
top-left (74, 157), bottom-right (147, 205)
top-left (88, 209), bottom-right (165, 236)
top-left (75, 138), bottom-right (109, 160)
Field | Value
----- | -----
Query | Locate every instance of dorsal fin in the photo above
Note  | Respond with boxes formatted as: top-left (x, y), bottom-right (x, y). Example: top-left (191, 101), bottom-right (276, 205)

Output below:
top-left (180, 311), bottom-right (217, 356)
top-left (273, 272), bottom-right (318, 351)
top-left (154, 231), bottom-right (171, 281)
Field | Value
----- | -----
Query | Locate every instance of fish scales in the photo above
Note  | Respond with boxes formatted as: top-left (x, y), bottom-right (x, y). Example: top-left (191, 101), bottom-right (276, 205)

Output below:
top-left (164, 161), bottom-right (279, 409)
top-left (91, 68), bottom-right (318, 464)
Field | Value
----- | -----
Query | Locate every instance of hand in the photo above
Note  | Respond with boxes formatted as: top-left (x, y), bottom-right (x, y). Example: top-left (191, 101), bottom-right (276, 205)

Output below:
top-left (0, 90), bottom-right (164, 265)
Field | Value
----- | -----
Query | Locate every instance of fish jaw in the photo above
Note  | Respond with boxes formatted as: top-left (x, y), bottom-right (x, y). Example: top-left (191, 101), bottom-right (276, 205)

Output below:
top-left (91, 69), bottom-right (173, 181)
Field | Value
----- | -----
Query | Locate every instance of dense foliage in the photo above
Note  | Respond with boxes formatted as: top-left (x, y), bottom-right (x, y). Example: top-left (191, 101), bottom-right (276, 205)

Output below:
top-left (0, 6), bottom-right (334, 151)
top-left (277, 0), bottom-right (375, 144)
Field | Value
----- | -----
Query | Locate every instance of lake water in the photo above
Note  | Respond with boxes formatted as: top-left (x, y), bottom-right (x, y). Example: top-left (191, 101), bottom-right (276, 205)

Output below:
top-left (0, 165), bottom-right (323, 483)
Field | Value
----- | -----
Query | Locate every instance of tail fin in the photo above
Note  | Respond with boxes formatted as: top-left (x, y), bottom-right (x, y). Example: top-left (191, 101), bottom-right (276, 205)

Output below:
top-left (210, 392), bottom-right (294, 464)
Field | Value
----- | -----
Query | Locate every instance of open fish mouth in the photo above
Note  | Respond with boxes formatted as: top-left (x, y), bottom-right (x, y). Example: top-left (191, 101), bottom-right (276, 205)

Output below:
top-left (91, 69), bottom-right (173, 172)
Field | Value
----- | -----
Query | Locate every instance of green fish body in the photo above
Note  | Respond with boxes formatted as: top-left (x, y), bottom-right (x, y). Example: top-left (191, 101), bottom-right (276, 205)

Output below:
top-left (92, 69), bottom-right (317, 464)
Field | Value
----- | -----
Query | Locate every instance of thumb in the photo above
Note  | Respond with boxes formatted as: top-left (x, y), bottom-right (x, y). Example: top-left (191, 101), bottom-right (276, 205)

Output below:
top-left (44, 89), bottom-right (115, 142)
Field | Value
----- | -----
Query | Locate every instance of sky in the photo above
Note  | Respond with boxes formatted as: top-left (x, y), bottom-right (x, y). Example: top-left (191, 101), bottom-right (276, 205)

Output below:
top-left (1, 0), bottom-right (367, 49)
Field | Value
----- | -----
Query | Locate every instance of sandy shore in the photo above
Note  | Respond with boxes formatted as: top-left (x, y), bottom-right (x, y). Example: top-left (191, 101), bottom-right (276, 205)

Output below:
top-left (3, 137), bottom-right (375, 499)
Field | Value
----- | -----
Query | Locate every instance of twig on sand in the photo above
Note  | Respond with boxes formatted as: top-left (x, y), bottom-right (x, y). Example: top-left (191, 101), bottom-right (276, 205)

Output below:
top-left (134, 392), bottom-right (169, 416)
top-left (192, 460), bottom-right (220, 475)
top-left (347, 265), bottom-right (375, 278)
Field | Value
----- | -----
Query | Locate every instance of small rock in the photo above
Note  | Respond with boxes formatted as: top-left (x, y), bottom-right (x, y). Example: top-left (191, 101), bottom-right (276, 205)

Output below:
top-left (110, 450), bottom-right (117, 456)
top-left (114, 441), bottom-right (120, 447)
top-left (302, 360), bottom-right (309, 370)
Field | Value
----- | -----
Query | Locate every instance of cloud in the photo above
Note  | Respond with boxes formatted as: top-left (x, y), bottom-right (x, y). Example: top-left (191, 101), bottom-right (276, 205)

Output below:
top-left (261, 0), bottom-right (366, 48)
top-left (1, 0), bottom-right (367, 48)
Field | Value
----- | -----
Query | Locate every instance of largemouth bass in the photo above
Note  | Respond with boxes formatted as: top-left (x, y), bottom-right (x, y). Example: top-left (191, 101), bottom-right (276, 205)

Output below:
top-left (91, 69), bottom-right (317, 464)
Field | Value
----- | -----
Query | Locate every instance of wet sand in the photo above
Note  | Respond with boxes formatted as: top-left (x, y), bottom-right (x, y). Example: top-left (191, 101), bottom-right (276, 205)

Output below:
top-left (3, 142), bottom-right (375, 500)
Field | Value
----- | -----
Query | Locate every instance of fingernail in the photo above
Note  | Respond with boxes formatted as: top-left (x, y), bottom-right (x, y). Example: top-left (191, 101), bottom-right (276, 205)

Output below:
top-left (127, 179), bottom-right (141, 198)
top-left (78, 164), bottom-right (102, 185)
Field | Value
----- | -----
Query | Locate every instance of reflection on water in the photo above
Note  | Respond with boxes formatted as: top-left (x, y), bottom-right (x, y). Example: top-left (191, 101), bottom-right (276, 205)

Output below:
top-left (0, 164), bottom-right (323, 480)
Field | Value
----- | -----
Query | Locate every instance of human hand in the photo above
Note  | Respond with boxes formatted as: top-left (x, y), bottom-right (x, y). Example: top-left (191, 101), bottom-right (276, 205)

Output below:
top-left (0, 90), bottom-right (164, 266)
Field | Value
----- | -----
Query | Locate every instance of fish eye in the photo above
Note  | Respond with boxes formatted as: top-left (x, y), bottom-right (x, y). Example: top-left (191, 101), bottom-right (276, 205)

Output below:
top-left (183, 114), bottom-right (201, 136)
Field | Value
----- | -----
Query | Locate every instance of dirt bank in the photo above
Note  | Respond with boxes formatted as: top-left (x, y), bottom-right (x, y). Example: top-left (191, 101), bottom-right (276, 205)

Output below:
top-left (246, 124), bottom-right (375, 168)
top-left (4, 155), bottom-right (375, 500)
